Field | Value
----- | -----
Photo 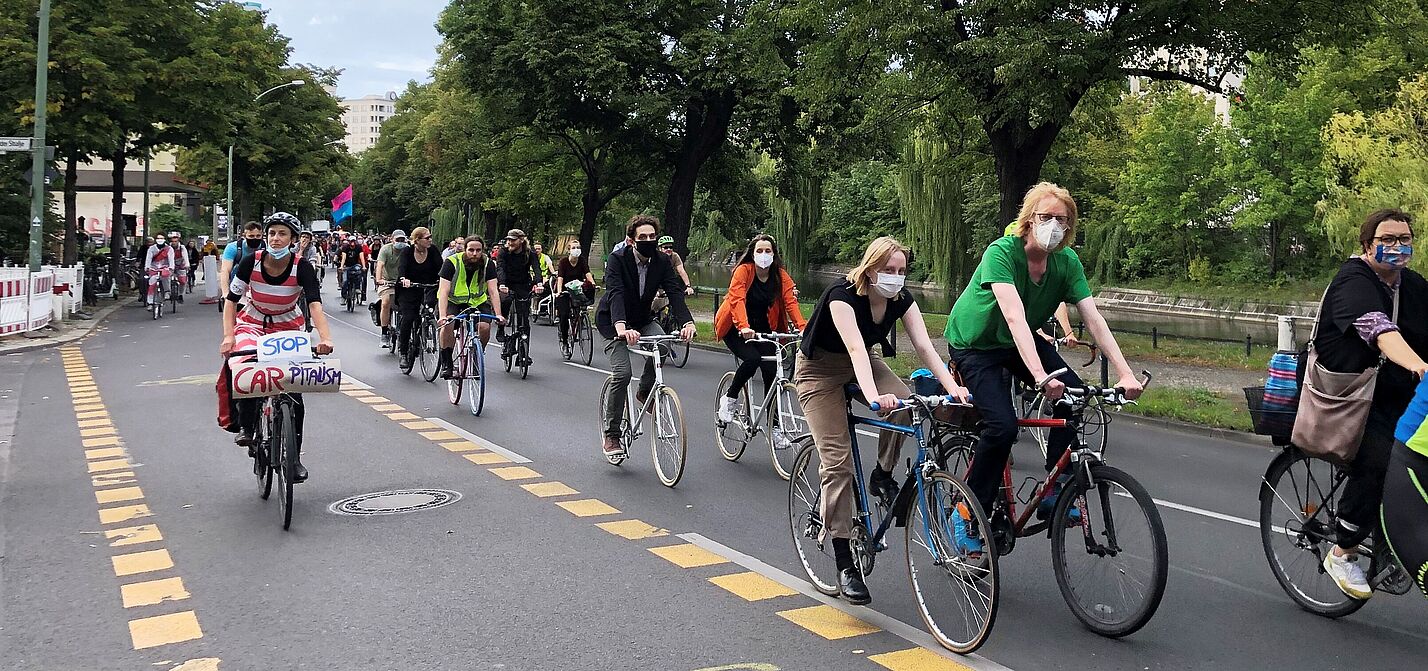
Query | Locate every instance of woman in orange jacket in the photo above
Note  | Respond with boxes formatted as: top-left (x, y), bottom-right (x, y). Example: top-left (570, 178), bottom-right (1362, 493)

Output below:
top-left (714, 234), bottom-right (807, 422)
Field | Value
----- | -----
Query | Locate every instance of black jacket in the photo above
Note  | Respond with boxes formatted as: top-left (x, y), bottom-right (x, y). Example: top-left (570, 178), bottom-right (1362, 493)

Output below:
top-left (596, 246), bottom-right (693, 339)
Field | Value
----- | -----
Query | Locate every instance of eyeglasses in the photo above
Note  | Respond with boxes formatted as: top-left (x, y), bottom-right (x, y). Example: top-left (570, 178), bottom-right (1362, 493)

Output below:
top-left (1034, 213), bottom-right (1069, 229)
top-left (413, 235), bottom-right (429, 240)
top-left (1375, 234), bottom-right (1414, 246)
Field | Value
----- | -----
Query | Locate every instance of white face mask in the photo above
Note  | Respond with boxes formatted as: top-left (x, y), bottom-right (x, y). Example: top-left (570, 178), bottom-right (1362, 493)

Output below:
top-left (753, 252), bottom-right (774, 269)
top-left (568, 248), bottom-right (582, 258)
top-left (1034, 219), bottom-right (1067, 250)
top-left (872, 272), bottom-right (904, 298)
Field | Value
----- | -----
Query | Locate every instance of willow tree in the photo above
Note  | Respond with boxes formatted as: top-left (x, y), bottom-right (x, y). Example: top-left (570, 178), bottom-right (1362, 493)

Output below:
top-left (758, 155), bottom-right (822, 274)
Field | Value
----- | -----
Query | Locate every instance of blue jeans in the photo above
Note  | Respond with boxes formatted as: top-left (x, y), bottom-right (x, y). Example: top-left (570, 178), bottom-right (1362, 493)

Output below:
top-left (949, 338), bottom-right (1084, 514)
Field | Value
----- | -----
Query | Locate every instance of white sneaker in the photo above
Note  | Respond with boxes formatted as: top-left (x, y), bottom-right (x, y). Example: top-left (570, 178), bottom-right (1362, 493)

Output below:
top-left (772, 431), bottom-right (793, 452)
top-left (1323, 550), bottom-right (1373, 600)
top-left (718, 396), bottom-right (737, 424)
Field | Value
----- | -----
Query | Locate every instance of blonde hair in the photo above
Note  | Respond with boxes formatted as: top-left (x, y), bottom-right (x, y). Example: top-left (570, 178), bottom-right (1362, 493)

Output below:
top-left (1011, 182), bottom-right (1078, 252)
top-left (411, 226), bottom-right (431, 241)
top-left (846, 236), bottom-right (910, 296)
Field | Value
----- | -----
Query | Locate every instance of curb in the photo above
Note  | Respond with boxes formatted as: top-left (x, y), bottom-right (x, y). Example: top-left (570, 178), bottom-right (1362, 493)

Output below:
top-left (1117, 412), bottom-right (1271, 448)
top-left (0, 300), bottom-right (127, 356)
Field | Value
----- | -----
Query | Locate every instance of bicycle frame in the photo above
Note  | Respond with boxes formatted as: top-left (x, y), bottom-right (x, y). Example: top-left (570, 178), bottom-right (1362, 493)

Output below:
top-left (623, 337), bottom-right (672, 439)
top-left (734, 337), bottom-right (801, 434)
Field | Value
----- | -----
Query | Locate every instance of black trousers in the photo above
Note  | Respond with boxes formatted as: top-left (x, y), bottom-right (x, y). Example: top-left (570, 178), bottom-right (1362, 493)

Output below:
top-left (723, 332), bottom-right (777, 399)
top-left (238, 395), bottom-right (305, 452)
top-left (1381, 441), bottom-right (1428, 597)
top-left (396, 287), bottom-right (437, 354)
top-left (948, 338), bottom-right (1084, 514)
top-left (1336, 402), bottom-right (1402, 547)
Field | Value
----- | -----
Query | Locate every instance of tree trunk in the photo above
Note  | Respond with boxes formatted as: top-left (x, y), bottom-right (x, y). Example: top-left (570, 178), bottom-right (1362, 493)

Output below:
top-left (662, 93), bottom-right (735, 255)
top-left (109, 146), bottom-right (127, 281)
top-left (482, 208), bottom-right (498, 243)
top-left (62, 155), bottom-right (78, 265)
top-left (580, 176), bottom-right (603, 260)
top-left (986, 120), bottom-right (1062, 228)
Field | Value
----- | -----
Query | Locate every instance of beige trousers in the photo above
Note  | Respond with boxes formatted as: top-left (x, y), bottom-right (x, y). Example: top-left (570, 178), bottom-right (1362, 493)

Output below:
top-left (794, 348), bottom-right (910, 540)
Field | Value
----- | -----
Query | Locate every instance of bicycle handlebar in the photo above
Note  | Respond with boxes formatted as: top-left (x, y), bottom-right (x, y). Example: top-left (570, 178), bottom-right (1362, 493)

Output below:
top-left (869, 393), bottom-right (975, 414)
top-left (748, 331), bottom-right (802, 344)
top-left (225, 348), bottom-right (327, 359)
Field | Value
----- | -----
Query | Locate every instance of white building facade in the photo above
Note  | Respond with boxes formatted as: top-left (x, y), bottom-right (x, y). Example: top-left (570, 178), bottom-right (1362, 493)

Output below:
top-left (339, 92), bottom-right (398, 153)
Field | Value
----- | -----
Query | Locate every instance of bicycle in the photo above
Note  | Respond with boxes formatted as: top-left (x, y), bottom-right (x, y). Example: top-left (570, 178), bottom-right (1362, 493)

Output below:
top-left (561, 300), bottom-right (595, 366)
top-left (714, 332), bottom-right (807, 479)
top-left (598, 334), bottom-right (688, 487)
top-left (227, 348), bottom-right (329, 531)
top-left (531, 284), bottom-right (555, 326)
top-left (503, 294), bottom-right (535, 379)
top-left (939, 369), bottom-right (1167, 638)
top-left (445, 309), bottom-right (502, 416)
top-left (341, 265), bottom-right (364, 313)
top-left (1258, 443), bottom-right (1416, 616)
top-left (654, 296), bottom-right (692, 369)
top-left (145, 268), bottom-right (173, 320)
top-left (398, 283), bottom-right (440, 382)
top-left (787, 390), bottom-right (999, 653)
top-left (1014, 339), bottom-right (1107, 459)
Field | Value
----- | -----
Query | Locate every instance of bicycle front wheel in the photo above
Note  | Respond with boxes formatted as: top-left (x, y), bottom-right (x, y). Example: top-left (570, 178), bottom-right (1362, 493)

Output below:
top-left (788, 439), bottom-right (840, 595)
top-left (1051, 464), bottom-right (1167, 637)
top-left (578, 312), bottom-right (594, 365)
top-left (1259, 448), bottom-right (1365, 617)
top-left (651, 386), bottom-right (687, 487)
top-left (447, 334), bottom-right (466, 406)
top-left (714, 371), bottom-right (751, 462)
top-left (468, 338), bottom-right (486, 416)
top-left (419, 319), bottom-right (440, 382)
top-left (905, 470), bottom-right (1000, 654)
top-left (519, 337), bottom-right (530, 380)
top-left (769, 381), bottom-right (807, 480)
top-left (275, 401), bottom-right (297, 531)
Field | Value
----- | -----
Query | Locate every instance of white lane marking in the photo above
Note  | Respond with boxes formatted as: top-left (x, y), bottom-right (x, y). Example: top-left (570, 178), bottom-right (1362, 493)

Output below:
top-left (423, 417), bottom-right (532, 464)
top-left (563, 361), bottom-right (611, 375)
top-left (679, 532), bottom-right (1016, 671)
top-left (328, 312), bottom-right (382, 337)
top-left (1114, 491), bottom-right (1287, 535)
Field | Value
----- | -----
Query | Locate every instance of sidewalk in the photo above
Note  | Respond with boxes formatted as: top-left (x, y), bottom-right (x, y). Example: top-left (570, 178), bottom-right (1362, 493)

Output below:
top-left (0, 300), bottom-right (127, 355)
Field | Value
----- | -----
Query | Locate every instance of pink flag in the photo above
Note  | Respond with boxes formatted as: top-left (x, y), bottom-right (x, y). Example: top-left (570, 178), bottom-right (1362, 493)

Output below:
top-left (331, 185), bottom-right (353, 210)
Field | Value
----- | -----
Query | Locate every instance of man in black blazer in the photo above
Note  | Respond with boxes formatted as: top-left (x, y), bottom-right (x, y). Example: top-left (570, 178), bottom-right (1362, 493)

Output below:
top-left (597, 215), bottom-right (696, 456)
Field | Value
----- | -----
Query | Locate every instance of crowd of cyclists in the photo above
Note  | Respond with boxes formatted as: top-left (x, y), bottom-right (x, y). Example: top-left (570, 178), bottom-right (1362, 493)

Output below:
top-left (214, 181), bottom-right (1426, 653)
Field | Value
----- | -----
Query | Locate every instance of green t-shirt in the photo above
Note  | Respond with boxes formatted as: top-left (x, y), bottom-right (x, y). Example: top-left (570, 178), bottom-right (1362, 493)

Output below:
top-left (945, 236), bottom-right (1092, 350)
top-left (377, 243), bottom-right (405, 283)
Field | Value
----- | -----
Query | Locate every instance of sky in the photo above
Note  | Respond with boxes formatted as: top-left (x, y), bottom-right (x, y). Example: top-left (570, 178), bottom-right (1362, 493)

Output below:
top-left (255, 0), bottom-right (445, 99)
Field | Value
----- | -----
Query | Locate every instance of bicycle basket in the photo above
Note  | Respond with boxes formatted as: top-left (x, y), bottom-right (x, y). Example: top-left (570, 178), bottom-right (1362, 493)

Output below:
top-left (1244, 385), bottom-right (1297, 439)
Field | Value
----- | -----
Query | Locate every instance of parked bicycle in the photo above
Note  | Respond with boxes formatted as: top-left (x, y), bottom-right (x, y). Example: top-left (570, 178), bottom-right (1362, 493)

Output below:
top-left (787, 389), bottom-right (999, 653)
top-left (939, 369), bottom-right (1167, 638)
top-left (714, 332), bottom-right (807, 479)
top-left (598, 334), bottom-right (688, 487)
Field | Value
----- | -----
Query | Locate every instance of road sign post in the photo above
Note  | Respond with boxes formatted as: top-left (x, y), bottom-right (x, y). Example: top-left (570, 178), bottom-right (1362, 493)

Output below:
top-left (27, 0), bottom-right (52, 271)
top-left (0, 137), bottom-right (32, 152)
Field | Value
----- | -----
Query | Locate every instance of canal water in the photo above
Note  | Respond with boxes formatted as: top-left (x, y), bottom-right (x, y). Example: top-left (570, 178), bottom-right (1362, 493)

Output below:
top-left (686, 263), bottom-right (1282, 344)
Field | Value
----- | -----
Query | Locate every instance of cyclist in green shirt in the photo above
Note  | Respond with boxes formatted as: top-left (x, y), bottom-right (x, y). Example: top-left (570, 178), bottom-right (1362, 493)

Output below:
top-left (947, 182), bottom-right (1142, 518)
top-left (437, 237), bottom-right (505, 379)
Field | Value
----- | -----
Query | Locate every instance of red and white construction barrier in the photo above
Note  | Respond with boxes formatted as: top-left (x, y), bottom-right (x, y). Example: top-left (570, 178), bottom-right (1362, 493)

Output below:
top-left (0, 265), bottom-right (79, 336)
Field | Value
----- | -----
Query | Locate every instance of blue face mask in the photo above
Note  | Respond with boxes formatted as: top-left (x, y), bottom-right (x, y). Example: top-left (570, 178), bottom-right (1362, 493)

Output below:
top-left (1375, 244), bottom-right (1413, 268)
top-left (267, 244), bottom-right (291, 260)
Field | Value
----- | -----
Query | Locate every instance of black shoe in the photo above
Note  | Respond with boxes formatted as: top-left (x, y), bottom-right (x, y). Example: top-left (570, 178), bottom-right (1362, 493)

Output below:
top-left (870, 465), bottom-right (899, 507)
top-left (839, 569), bottom-right (871, 605)
top-left (293, 461), bottom-right (308, 483)
top-left (439, 362), bottom-right (454, 379)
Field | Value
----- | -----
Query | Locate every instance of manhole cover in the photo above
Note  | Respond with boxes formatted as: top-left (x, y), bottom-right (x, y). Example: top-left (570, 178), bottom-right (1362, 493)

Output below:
top-left (329, 489), bottom-right (462, 516)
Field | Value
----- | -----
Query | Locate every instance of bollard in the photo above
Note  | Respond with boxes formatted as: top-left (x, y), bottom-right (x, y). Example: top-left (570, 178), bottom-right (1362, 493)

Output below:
top-left (1277, 315), bottom-right (1296, 351)
top-left (1246, 334), bottom-right (1253, 358)
top-left (1152, 326), bottom-right (1158, 349)
top-left (712, 289), bottom-right (720, 312)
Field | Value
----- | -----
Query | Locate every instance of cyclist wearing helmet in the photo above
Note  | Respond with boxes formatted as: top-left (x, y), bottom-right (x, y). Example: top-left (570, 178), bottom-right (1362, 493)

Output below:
top-left (659, 235), bottom-right (694, 296)
top-left (144, 233), bottom-right (176, 307)
top-left (167, 232), bottom-right (189, 298)
top-left (219, 212), bottom-right (333, 483)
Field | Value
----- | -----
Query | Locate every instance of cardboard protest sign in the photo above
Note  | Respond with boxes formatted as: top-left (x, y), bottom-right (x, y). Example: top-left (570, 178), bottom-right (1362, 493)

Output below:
top-left (231, 358), bottom-right (343, 398)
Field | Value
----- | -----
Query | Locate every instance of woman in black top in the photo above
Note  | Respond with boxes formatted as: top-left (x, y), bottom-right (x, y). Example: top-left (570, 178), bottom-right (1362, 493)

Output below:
top-left (1312, 208), bottom-right (1428, 600)
top-left (793, 236), bottom-right (968, 605)
top-left (554, 239), bottom-right (596, 346)
top-left (396, 226), bottom-right (444, 367)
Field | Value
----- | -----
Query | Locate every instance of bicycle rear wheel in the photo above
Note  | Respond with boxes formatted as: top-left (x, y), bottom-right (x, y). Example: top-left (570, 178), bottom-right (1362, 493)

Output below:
top-left (519, 336), bottom-right (530, 379)
top-left (905, 471), bottom-right (999, 653)
top-left (597, 377), bottom-right (627, 465)
top-left (651, 386), bottom-right (686, 487)
top-left (254, 420), bottom-right (273, 500)
top-left (1259, 448), bottom-right (1365, 617)
top-left (1051, 464), bottom-right (1167, 637)
top-left (769, 381), bottom-right (807, 480)
top-left (714, 371), bottom-right (751, 462)
top-left (788, 439), bottom-right (841, 595)
top-left (419, 318), bottom-right (440, 382)
top-left (468, 338), bottom-right (487, 416)
top-left (578, 312), bottom-right (594, 365)
top-left (275, 401), bottom-right (297, 531)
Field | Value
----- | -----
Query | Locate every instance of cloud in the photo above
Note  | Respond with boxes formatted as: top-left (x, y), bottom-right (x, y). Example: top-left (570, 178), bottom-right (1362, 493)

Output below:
top-left (374, 58), bottom-right (434, 74)
top-left (307, 15), bottom-right (339, 26)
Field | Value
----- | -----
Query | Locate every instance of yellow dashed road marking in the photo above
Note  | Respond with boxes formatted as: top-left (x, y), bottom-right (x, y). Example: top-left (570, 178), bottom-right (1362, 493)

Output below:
top-left (74, 403), bottom-right (105, 412)
top-left (776, 605), bottom-right (880, 640)
top-left (708, 572), bottom-right (799, 601)
top-left (595, 520), bottom-right (670, 540)
top-left (93, 472), bottom-right (137, 487)
top-left (77, 418), bottom-right (112, 428)
top-left (555, 498), bottom-right (620, 517)
top-left (98, 504), bottom-right (152, 524)
top-left (88, 458), bottom-right (131, 473)
top-left (400, 420), bottom-right (440, 430)
top-left (488, 466), bottom-right (541, 480)
top-left (521, 481), bottom-right (579, 497)
top-left (418, 430), bottom-right (461, 441)
top-left (96, 486), bottom-right (144, 504)
top-left (76, 410), bottom-right (109, 420)
top-left (440, 441), bottom-right (483, 453)
top-left (342, 390), bottom-right (373, 397)
top-left (128, 611), bottom-right (202, 649)
top-left (84, 447), bottom-right (126, 460)
top-left (357, 395), bottom-right (392, 404)
top-left (82, 436), bottom-right (122, 448)
top-left (111, 549), bottom-right (174, 577)
top-left (105, 524), bottom-right (164, 547)
top-left (384, 412), bottom-right (421, 421)
top-left (868, 648), bottom-right (974, 671)
top-left (120, 577), bottom-right (190, 608)
top-left (371, 404), bottom-right (404, 412)
top-left (463, 452), bottom-right (510, 465)
top-left (648, 543), bottom-right (730, 568)
top-left (80, 426), bottom-right (118, 438)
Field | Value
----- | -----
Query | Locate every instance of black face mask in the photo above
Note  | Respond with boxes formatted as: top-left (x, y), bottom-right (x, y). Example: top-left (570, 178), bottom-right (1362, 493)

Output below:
top-left (245, 238), bottom-right (263, 250)
top-left (635, 240), bottom-right (658, 258)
